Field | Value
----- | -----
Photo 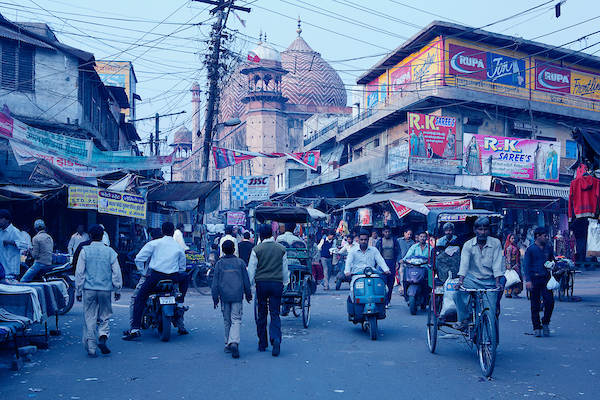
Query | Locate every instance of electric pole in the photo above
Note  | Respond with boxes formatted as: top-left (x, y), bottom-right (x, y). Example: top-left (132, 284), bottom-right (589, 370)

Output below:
top-left (130, 110), bottom-right (186, 156)
top-left (193, 0), bottom-right (250, 182)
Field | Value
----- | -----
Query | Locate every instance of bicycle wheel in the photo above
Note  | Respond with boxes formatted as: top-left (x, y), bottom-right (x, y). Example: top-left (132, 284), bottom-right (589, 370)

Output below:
top-left (477, 309), bottom-right (497, 377)
top-left (558, 275), bottom-right (566, 301)
top-left (192, 267), bottom-right (212, 295)
top-left (302, 283), bottom-right (311, 328)
top-left (427, 297), bottom-right (438, 353)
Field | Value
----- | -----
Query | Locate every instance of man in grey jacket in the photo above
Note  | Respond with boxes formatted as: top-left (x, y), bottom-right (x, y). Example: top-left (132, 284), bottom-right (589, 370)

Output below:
top-left (75, 225), bottom-right (122, 357)
top-left (212, 240), bottom-right (252, 358)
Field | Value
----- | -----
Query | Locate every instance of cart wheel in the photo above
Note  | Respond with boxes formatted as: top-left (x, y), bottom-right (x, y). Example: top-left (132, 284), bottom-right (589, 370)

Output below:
top-left (477, 310), bottom-right (497, 377)
top-left (302, 283), bottom-right (311, 328)
top-left (292, 305), bottom-right (301, 317)
top-left (368, 314), bottom-right (378, 340)
top-left (427, 298), bottom-right (438, 353)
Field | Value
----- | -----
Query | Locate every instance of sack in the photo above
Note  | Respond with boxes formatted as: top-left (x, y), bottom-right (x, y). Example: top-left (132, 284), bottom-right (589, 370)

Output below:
top-left (504, 269), bottom-right (521, 288)
top-left (546, 274), bottom-right (560, 291)
top-left (440, 277), bottom-right (459, 317)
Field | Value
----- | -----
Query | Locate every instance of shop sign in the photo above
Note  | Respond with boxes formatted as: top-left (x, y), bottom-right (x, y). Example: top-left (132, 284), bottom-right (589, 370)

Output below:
top-left (226, 211), bottom-right (246, 226)
top-left (409, 157), bottom-right (462, 174)
top-left (388, 142), bottom-right (409, 176)
top-left (357, 208), bottom-right (373, 226)
top-left (463, 133), bottom-right (561, 182)
top-left (535, 62), bottom-right (571, 94)
top-left (426, 199), bottom-right (472, 210)
top-left (68, 186), bottom-right (98, 209)
top-left (408, 112), bottom-right (457, 160)
top-left (231, 175), bottom-right (270, 201)
top-left (390, 201), bottom-right (411, 219)
top-left (98, 190), bottom-right (147, 219)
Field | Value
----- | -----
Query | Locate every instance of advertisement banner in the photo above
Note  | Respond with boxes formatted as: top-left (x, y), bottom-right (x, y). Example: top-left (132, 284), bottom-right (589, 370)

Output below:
top-left (357, 208), bottom-right (373, 226)
top-left (213, 147), bottom-right (320, 171)
top-left (535, 61), bottom-right (571, 94)
top-left (390, 201), bottom-right (412, 220)
top-left (449, 43), bottom-right (488, 80)
top-left (97, 190), bottom-right (147, 219)
top-left (231, 175), bottom-right (270, 201)
top-left (463, 133), bottom-right (561, 182)
top-left (226, 211), bottom-right (246, 226)
top-left (571, 70), bottom-right (600, 100)
top-left (410, 157), bottom-right (462, 174)
top-left (412, 41), bottom-right (441, 85)
top-left (408, 112), bottom-right (456, 159)
top-left (68, 186), bottom-right (99, 209)
top-left (426, 199), bottom-right (473, 211)
top-left (95, 61), bottom-right (134, 116)
top-left (390, 64), bottom-right (411, 92)
top-left (388, 143), bottom-right (409, 176)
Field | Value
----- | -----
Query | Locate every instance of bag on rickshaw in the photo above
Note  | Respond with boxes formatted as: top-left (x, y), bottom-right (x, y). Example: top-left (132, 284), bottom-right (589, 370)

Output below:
top-left (440, 275), bottom-right (460, 318)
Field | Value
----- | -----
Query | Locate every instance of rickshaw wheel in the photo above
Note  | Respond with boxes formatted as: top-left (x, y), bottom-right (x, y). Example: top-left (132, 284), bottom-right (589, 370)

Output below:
top-left (301, 282), bottom-right (311, 328)
top-left (427, 297), bottom-right (438, 353)
top-left (292, 305), bottom-right (301, 317)
top-left (478, 310), bottom-right (497, 377)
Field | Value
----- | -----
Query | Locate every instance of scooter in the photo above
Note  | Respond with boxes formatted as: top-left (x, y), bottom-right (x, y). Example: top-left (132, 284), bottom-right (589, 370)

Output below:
top-left (403, 256), bottom-right (431, 315)
top-left (141, 280), bottom-right (186, 342)
top-left (347, 267), bottom-right (386, 340)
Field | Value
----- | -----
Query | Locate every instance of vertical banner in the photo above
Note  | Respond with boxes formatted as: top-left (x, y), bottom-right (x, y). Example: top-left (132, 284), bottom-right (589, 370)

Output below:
top-left (463, 134), bottom-right (561, 182)
top-left (231, 176), bottom-right (270, 201)
top-left (408, 112), bottom-right (456, 159)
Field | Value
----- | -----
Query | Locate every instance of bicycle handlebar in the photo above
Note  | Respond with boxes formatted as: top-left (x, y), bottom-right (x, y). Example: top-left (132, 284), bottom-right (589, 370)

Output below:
top-left (459, 287), bottom-right (501, 292)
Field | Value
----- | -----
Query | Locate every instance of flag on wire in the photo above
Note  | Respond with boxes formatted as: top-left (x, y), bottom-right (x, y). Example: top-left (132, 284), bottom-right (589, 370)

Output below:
top-left (212, 147), bottom-right (320, 171)
top-left (247, 51), bottom-right (260, 63)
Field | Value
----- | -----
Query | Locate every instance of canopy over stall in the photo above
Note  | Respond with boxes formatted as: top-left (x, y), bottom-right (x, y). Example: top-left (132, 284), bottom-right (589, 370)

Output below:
top-left (255, 206), bottom-right (314, 224)
top-left (426, 209), bottom-right (503, 235)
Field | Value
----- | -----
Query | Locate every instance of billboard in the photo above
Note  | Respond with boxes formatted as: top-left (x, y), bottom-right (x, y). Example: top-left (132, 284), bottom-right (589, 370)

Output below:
top-left (95, 61), bottom-right (136, 116)
top-left (231, 175), bottom-right (270, 201)
top-left (407, 112), bottom-right (456, 159)
top-left (463, 133), bottom-right (561, 182)
top-left (387, 143), bottom-right (409, 176)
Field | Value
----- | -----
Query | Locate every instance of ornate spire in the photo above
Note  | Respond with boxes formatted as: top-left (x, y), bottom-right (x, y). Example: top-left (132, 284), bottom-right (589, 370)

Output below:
top-left (296, 15), bottom-right (302, 36)
top-left (264, 32), bottom-right (267, 42)
top-left (258, 30), bottom-right (262, 44)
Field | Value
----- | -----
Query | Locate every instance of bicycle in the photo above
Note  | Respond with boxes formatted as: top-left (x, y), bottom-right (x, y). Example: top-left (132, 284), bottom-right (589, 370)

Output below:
top-left (188, 263), bottom-right (214, 295)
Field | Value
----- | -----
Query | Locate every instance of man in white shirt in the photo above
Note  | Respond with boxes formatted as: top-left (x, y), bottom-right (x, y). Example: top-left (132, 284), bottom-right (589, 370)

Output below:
top-left (100, 224), bottom-right (110, 247)
top-left (174, 223), bottom-right (189, 251)
top-left (68, 225), bottom-right (90, 255)
top-left (0, 209), bottom-right (28, 279)
top-left (219, 226), bottom-right (238, 258)
top-left (345, 230), bottom-right (391, 298)
top-left (123, 222), bottom-right (190, 340)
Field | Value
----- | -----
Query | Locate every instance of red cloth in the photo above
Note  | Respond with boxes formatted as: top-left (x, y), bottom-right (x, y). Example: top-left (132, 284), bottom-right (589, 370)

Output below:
top-left (569, 175), bottom-right (600, 221)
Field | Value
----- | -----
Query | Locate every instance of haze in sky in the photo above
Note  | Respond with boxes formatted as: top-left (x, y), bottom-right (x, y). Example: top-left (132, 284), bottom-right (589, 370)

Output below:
top-left (3, 0), bottom-right (598, 155)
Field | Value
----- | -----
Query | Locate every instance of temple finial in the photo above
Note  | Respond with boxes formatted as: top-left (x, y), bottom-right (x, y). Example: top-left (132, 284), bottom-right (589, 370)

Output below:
top-left (296, 15), bottom-right (302, 36)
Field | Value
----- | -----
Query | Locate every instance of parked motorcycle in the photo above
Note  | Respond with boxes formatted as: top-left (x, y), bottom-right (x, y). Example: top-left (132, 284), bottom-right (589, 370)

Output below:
top-left (402, 256), bottom-right (431, 315)
top-left (141, 279), bottom-right (186, 342)
top-left (347, 267), bottom-right (386, 340)
top-left (27, 261), bottom-right (75, 315)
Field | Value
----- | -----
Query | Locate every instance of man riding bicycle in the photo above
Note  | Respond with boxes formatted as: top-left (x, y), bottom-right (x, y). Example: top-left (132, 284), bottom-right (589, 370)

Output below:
top-left (453, 217), bottom-right (503, 330)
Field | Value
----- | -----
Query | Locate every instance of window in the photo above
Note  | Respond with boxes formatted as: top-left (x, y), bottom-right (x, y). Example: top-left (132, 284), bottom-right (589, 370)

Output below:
top-left (1, 39), bottom-right (34, 92)
top-left (374, 138), bottom-right (380, 147)
top-left (353, 147), bottom-right (362, 159)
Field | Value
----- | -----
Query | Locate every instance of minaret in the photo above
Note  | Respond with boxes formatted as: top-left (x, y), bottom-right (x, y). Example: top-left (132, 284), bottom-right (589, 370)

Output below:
top-left (191, 81), bottom-right (201, 152)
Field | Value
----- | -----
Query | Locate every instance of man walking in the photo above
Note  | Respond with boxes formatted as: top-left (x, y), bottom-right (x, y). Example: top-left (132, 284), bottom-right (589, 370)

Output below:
top-left (523, 226), bottom-right (555, 337)
top-left (238, 231), bottom-right (254, 266)
top-left (75, 225), bottom-right (122, 357)
top-left (0, 209), bottom-right (28, 280)
top-left (247, 224), bottom-right (289, 356)
top-left (318, 230), bottom-right (335, 290)
top-left (212, 240), bottom-right (252, 358)
top-left (397, 228), bottom-right (414, 295)
top-left (68, 225), bottom-right (89, 255)
top-left (123, 222), bottom-right (190, 340)
top-left (453, 217), bottom-right (503, 330)
top-left (21, 220), bottom-right (54, 282)
top-left (376, 226), bottom-right (401, 306)
top-left (219, 226), bottom-right (239, 258)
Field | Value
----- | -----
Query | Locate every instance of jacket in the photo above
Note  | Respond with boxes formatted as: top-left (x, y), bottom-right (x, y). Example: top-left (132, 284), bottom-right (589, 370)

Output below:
top-left (211, 255), bottom-right (251, 303)
top-left (569, 175), bottom-right (600, 221)
top-left (376, 236), bottom-right (401, 262)
top-left (75, 242), bottom-right (122, 295)
top-left (31, 230), bottom-right (53, 265)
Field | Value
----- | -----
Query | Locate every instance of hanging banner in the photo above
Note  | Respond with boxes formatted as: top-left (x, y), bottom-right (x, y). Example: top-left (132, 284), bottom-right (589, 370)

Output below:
top-left (426, 199), bottom-right (472, 210)
top-left (231, 175), bottom-right (270, 201)
top-left (463, 133), bottom-right (561, 182)
top-left (390, 201), bottom-right (412, 219)
top-left (226, 211), bottom-right (246, 226)
top-left (213, 147), bottom-right (320, 171)
top-left (11, 141), bottom-right (121, 178)
top-left (408, 112), bottom-right (456, 159)
top-left (68, 186), bottom-right (99, 209)
top-left (97, 190), bottom-right (147, 219)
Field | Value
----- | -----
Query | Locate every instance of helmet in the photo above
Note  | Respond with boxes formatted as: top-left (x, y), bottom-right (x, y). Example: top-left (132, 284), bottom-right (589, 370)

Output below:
top-left (34, 219), bottom-right (45, 230)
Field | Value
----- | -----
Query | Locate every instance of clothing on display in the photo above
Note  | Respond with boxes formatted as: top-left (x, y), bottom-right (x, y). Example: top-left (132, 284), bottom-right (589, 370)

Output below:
top-left (569, 174), bottom-right (600, 222)
top-left (586, 218), bottom-right (600, 257)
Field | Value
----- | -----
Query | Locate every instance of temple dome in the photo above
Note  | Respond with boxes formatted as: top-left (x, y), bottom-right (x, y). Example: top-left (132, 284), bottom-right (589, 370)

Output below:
top-left (252, 41), bottom-right (281, 63)
top-left (171, 126), bottom-right (192, 146)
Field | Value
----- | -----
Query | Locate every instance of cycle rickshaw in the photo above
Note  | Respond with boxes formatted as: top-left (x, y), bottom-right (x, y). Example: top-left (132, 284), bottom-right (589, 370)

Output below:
top-left (425, 209), bottom-right (503, 377)
top-left (255, 206), bottom-right (323, 328)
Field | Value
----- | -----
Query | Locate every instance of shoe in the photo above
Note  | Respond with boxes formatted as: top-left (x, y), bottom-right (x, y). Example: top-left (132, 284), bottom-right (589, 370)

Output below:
top-left (122, 330), bottom-right (141, 341)
top-left (258, 345), bottom-right (267, 352)
top-left (87, 352), bottom-right (98, 358)
top-left (505, 294), bottom-right (512, 298)
top-left (534, 329), bottom-right (542, 337)
top-left (452, 319), bottom-right (469, 331)
top-left (224, 344), bottom-right (232, 353)
top-left (230, 343), bottom-right (239, 358)
top-left (272, 339), bottom-right (281, 357)
top-left (98, 336), bottom-right (110, 355)
top-left (542, 324), bottom-right (550, 337)
top-left (177, 328), bottom-right (189, 335)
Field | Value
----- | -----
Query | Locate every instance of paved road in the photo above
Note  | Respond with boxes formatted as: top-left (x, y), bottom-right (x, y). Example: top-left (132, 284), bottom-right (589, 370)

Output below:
top-left (1, 271), bottom-right (599, 399)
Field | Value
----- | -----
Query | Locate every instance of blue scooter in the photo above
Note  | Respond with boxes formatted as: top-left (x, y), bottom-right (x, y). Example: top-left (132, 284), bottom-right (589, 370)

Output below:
top-left (403, 256), bottom-right (431, 315)
top-left (347, 267), bottom-right (386, 340)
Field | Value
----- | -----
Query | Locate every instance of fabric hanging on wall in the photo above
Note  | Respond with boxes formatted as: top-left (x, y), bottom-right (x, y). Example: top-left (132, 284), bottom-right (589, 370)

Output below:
top-left (586, 218), bottom-right (600, 257)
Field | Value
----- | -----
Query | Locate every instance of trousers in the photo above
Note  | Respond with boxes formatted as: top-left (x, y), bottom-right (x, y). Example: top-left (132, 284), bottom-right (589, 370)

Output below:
top-left (383, 259), bottom-right (396, 304)
top-left (20, 262), bottom-right (50, 283)
top-left (454, 274), bottom-right (498, 322)
top-left (255, 281), bottom-right (283, 349)
top-left (82, 290), bottom-right (112, 355)
top-left (529, 274), bottom-right (554, 330)
top-left (221, 301), bottom-right (243, 345)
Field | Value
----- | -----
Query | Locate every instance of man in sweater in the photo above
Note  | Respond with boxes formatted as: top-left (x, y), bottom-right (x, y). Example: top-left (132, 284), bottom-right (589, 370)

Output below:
top-left (318, 230), bottom-right (335, 290)
top-left (21, 220), bottom-right (54, 282)
top-left (212, 240), bottom-right (252, 358)
top-left (376, 226), bottom-right (401, 306)
top-left (523, 226), bottom-right (556, 337)
top-left (75, 225), bottom-right (122, 357)
top-left (238, 231), bottom-right (254, 266)
top-left (247, 224), bottom-right (289, 356)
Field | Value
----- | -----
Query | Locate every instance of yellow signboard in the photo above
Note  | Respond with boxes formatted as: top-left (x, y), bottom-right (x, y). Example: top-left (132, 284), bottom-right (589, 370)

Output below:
top-left (68, 186), bottom-right (98, 209)
top-left (97, 190), bottom-right (146, 219)
top-left (95, 61), bottom-right (135, 116)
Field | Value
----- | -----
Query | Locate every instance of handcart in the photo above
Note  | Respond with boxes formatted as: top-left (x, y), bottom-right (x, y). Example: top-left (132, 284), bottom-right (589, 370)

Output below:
top-left (425, 209), bottom-right (503, 377)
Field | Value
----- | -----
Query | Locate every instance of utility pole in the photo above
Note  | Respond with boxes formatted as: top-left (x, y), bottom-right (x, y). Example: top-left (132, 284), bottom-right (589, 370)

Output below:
top-left (130, 110), bottom-right (186, 156)
top-left (193, 0), bottom-right (250, 182)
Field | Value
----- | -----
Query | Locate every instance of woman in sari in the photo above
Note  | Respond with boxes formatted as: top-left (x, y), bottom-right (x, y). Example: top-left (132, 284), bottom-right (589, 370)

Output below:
top-left (504, 233), bottom-right (523, 298)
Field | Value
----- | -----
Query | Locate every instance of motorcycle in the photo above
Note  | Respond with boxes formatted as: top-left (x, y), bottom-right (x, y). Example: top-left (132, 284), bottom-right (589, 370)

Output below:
top-left (27, 261), bottom-right (75, 315)
top-left (347, 267), bottom-right (386, 340)
top-left (402, 256), bottom-right (431, 315)
top-left (141, 279), bottom-right (186, 342)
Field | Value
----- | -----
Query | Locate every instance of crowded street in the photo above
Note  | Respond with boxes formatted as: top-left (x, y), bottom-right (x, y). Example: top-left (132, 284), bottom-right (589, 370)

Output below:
top-left (1, 271), bottom-right (599, 399)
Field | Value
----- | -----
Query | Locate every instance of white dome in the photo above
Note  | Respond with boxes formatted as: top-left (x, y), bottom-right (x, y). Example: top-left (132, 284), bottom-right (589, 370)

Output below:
top-left (252, 42), bottom-right (281, 63)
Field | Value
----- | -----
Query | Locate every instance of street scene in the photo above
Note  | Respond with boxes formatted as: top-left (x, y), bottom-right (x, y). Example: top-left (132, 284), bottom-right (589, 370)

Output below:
top-left (2, 0), bottom-right (600, 398)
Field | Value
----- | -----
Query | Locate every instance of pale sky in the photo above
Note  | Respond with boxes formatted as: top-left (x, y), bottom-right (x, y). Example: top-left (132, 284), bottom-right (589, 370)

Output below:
top-left (3, 0), bottom-right (598, 155)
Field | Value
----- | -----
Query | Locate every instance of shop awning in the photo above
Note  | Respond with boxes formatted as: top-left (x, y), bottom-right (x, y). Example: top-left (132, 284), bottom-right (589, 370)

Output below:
top-left (506, 181), bottom-right (569, 200)
top-left (146, 181), bottom-right (220, 202)
top-left (344, 190), bottom-right (462, 213)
